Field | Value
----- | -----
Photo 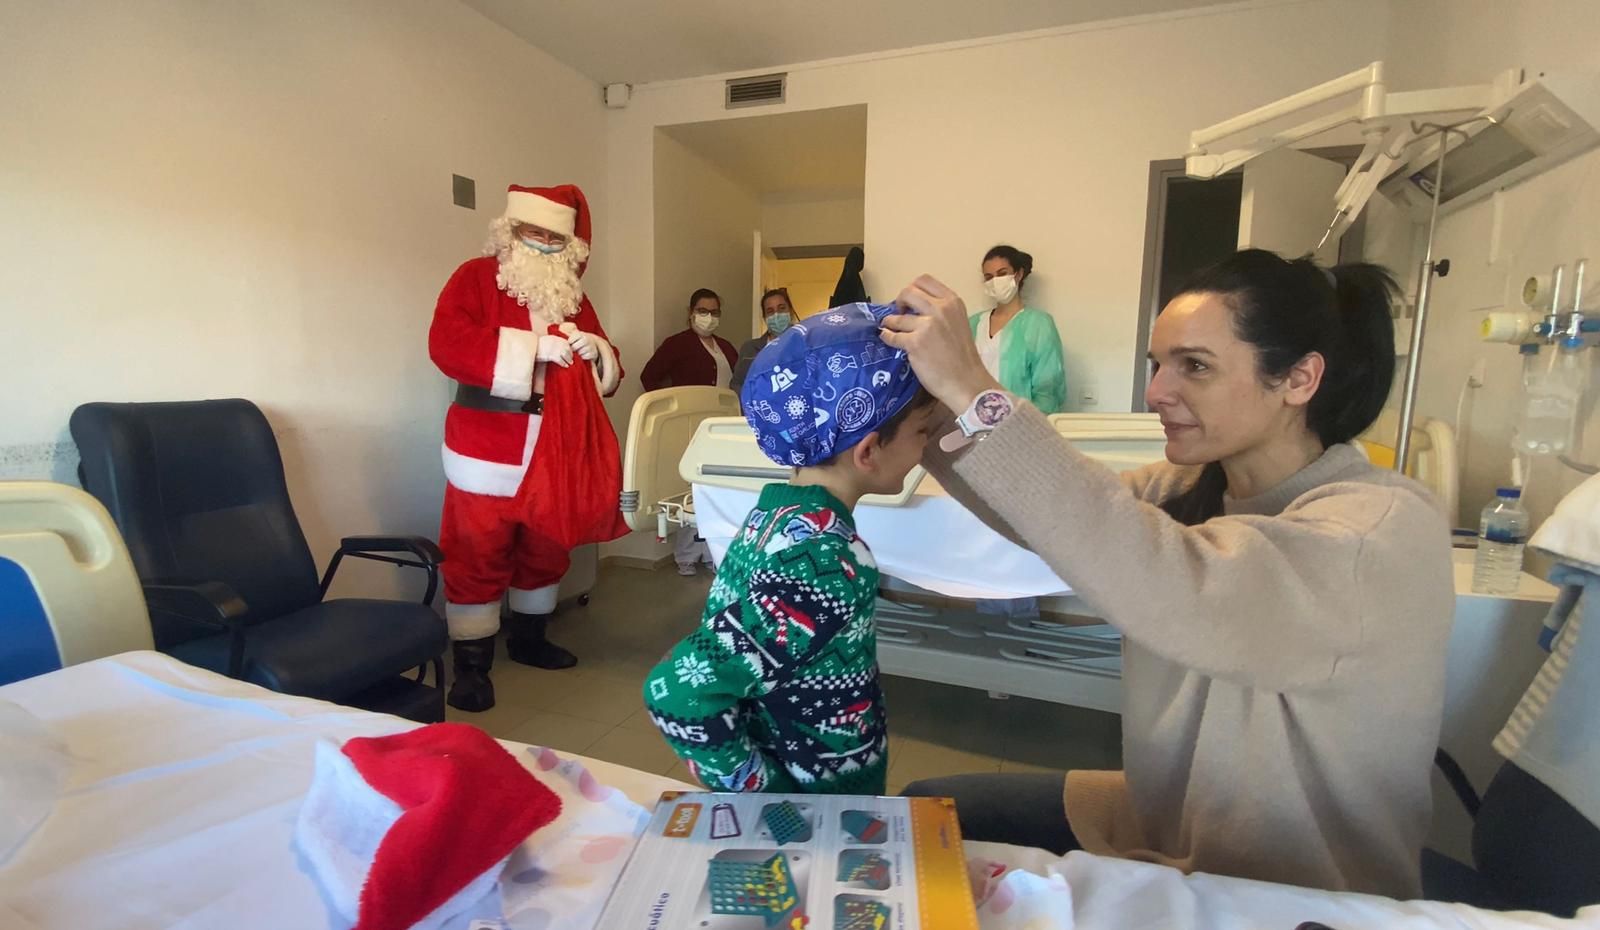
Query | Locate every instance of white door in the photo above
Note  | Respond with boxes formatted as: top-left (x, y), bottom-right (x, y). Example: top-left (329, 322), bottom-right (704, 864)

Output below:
top-left (1237, 148), bottom-right (1346, 264)
top-left (751, 230), bottom-right (779, 338)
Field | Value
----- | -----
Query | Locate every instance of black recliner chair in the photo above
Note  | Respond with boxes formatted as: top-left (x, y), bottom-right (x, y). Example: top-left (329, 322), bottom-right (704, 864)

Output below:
top-left (1424, 749), bottom-right (1600, 916)
top-left (71, 399), bottom-right (448, 722)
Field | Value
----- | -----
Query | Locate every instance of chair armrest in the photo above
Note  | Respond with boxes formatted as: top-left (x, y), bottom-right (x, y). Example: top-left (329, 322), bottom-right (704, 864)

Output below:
top-left (337, 535), bottom-right (445, 564)
top-left (143, 581), bottom-right (249, 627)
top-left (319, 536), bottom-right (445, 605)
top-left (143, 581), bottom-right (250, 678)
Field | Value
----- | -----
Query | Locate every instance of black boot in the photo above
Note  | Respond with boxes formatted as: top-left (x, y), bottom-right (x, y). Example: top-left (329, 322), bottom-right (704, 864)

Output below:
top-left (447, 636), bottom-right (496, 712)
top-left (505, 611), bottom-right (577, 670)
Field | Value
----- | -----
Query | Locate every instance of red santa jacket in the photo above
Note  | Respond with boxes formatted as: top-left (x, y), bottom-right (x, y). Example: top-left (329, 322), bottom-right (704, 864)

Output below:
top-left (429, 256), bottom-right (623, 498)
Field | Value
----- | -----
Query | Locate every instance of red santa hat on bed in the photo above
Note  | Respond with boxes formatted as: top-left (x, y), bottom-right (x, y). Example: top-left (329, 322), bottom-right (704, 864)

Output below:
top-left (505, 184), bottom-right (592, 275)
top-left (296, 723), bottom-right (562, 930)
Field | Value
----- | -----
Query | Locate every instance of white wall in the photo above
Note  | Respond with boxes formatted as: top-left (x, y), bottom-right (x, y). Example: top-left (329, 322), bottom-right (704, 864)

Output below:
top-left (1371, 0), bottom-right (1600, 533)
top-left (0, 0), bottom-right (609, 599)
top-left (761, 195), bottom-right (865, 248)
top-left (605, 0), bottom-right (1390, 414)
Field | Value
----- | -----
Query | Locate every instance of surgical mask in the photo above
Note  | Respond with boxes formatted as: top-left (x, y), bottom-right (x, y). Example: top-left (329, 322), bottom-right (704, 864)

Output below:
top-left (520, 236), bottom-right (563, 255)
top-left (984, 274), bottom-right (1019, 305)
top-left (766, 312), bottom-right (792, 335)
top-left (692, 312), bottom-right (720, 336)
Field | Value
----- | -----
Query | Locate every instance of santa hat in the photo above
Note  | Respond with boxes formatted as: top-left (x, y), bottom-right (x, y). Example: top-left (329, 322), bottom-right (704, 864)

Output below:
top-left (296, 723), bottom-right (562, 930)
top-left (504, 184), bottom-right (590, 246)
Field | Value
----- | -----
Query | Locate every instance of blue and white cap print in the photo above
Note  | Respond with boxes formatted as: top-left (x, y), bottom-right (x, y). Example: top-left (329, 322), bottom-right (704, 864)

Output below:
top-left (740, 302), bottom-right (922, 467)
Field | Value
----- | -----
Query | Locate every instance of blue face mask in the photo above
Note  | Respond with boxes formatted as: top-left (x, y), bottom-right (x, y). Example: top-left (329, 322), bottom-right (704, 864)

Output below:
top-left (766, 312), bottom-right (792, 335)
top-left (520, 236), bottom-right (563, 255)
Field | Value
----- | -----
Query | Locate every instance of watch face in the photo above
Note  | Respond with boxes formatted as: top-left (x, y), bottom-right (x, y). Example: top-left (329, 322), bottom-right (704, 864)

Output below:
top-left (974, 391), bottom-right (1012, 427)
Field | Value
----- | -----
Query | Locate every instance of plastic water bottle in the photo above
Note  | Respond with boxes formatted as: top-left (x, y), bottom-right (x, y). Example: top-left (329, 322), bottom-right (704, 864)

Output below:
top-left (1472, 487), bottom-right (1529, 596)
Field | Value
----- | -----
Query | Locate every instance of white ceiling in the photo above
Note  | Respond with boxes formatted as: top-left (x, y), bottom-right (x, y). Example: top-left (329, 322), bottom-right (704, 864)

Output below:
top-left (459, 0), bottom-right (1233, 85)
top-left (660, 105), bottom-right (868, 197)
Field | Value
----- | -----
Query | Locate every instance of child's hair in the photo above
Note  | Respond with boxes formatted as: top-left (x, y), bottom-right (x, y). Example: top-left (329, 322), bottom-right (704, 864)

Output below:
top-left (816, 387), bottom-right (935, 467)
top-left (876, 387), bottom-right (936, 444)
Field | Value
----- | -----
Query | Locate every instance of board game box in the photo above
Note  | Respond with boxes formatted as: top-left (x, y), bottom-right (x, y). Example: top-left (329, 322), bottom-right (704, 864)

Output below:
top-left (595, 792), bottom-right (979, 930)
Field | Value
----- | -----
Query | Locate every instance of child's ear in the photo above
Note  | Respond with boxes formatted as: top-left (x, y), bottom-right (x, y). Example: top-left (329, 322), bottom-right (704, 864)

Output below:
top-left (851, 432), bottom-right (883, 472)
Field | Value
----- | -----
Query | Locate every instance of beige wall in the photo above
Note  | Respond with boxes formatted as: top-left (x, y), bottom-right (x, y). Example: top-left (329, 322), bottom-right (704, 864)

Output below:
top-left (761, 195), bottom-right (865, 249)
top-left (650, 132), bottom-right (762, 371)
top-left (604, 0), bottom-right (1391, 415)
top-left (0, 0), bottom-right (610, 599)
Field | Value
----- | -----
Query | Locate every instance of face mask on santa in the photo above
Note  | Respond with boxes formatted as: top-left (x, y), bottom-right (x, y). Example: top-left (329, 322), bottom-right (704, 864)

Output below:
top-left (520, 235), bottom-right (564, 255)
top-left (692, 312), bottom-right (720, 336)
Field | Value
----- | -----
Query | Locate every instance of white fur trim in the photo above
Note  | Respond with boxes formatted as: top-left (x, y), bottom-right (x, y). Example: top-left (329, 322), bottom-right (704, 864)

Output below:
top-left (492, 327), bottom-right (538, 401)
top-left (441, 415), bottom-right (541, 498)
top-left (591, 334), bottom-right (621, 396)
top-left (445, 601), bottom-right (502, 640)
top-left (508, 584), bottom-right (561, 615)
top-left (295, 741), bottom-right (403, 925)
top-left (505, 191), bottom-right (576, 238)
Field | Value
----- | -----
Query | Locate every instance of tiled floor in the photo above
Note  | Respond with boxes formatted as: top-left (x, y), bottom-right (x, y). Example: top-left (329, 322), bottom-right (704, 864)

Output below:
top-left (447, 563), bottom-right (1122, 793)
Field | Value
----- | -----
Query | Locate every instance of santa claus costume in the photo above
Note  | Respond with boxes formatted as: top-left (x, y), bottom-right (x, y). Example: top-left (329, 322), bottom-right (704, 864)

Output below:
top-left (429, 184), bottom-right (624, 712)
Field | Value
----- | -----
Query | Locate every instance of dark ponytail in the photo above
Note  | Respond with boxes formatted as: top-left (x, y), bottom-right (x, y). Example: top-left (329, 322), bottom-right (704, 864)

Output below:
top-left (983, 244), bottom-right (1034, 288)
top-left (1158, 249), bottom-right (1399, 525)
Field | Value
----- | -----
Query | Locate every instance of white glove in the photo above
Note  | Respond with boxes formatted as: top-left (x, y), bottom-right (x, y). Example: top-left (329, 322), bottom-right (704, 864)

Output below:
top-left (536, 334), bottom-right (573, 367)
top-left (567, 330), bottom-right (600, 361)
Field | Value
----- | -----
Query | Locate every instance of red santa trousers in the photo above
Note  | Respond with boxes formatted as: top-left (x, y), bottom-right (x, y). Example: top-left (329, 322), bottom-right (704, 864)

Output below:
top-left (439, 347), bottom-right (628, 640)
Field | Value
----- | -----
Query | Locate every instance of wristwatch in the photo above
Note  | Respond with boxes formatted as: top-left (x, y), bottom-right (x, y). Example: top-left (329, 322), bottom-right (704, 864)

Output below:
top-left (939, 389), bottom-right (1015, 452)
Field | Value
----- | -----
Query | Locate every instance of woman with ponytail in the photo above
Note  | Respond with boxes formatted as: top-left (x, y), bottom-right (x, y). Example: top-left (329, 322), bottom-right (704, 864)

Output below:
top-left (880, 250), bottom-right (1453, 899)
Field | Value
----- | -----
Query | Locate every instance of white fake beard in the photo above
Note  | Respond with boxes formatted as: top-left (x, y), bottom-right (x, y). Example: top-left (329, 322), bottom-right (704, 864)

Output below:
top-left (486, 218), bottom-right (590, 324)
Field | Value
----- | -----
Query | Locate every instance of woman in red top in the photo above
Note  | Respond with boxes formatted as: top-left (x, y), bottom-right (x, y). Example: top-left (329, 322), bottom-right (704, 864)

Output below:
top-left (640, 288), bottom-right (739, 390)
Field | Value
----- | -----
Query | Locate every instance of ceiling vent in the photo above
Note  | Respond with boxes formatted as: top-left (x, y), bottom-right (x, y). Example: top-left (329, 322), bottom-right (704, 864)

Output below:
top-left (726, 73), bottom-right (786, 109)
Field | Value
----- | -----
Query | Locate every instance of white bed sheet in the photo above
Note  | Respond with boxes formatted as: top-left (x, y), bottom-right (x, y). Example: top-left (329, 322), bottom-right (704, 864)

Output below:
top-left (967, 843), bottom-right (1597, 930)
top-left (0, 652), bottom-right (688, 930)
top-left (694, 478), bottom-right (1072, 599)
top-left (1, 654), bottom-right (1588, 930)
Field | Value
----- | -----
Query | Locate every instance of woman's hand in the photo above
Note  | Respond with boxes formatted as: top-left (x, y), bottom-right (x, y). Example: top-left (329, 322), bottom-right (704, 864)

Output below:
top-left (880, 275), bottom-right (1001, 412)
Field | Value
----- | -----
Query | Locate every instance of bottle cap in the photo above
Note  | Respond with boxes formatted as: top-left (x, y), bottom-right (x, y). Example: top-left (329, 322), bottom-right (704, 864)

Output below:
top-left (1496, 486), bottom-right (1522, 499)
top-left (1561, 335), bottom-right (1585, 349)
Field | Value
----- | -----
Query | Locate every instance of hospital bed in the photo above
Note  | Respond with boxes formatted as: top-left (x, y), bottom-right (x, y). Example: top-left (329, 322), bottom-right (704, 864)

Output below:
top-left (621, 389), bottom-right (1557, 860)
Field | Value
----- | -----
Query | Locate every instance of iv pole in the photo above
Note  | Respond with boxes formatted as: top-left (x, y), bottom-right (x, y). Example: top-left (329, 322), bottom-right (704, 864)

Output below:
top-left (1390, 115), bottom-right (1501, 474)
top-left (1393, 129), bottom-right (1450, 474)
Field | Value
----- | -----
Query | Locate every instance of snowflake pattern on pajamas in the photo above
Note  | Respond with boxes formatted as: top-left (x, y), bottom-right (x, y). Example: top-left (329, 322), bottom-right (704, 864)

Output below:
top-left (641, 484), bottom-right (885, 794)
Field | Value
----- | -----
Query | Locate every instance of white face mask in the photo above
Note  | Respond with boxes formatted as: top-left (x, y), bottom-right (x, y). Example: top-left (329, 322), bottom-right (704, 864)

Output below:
top-left (520, 235), bottom-right (563, 255)
top-left (984, 274), bottom-right (1019, 305)
top-left (692, 311), bottom-right (720, 335)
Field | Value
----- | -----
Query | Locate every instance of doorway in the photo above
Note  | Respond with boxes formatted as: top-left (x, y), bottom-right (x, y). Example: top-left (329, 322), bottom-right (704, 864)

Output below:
top-left (653, 105), bottom-right (866, 352)
top-left (1131, 147), bottom-right (1365, 410)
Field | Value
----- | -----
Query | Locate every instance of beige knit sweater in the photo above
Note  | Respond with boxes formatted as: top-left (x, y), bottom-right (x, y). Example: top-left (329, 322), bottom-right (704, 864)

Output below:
top-left (923, 404), bottom-right (1455, 899)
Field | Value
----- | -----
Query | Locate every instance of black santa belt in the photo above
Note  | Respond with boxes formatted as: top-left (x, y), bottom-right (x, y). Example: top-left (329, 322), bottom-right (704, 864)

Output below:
top-left (453, 384), bottom-right (543, 415)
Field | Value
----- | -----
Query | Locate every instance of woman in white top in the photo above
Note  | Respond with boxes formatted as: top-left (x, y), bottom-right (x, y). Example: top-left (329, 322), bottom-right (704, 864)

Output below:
top-left (973, 245), bottom-right (1067, 413)
top-left (640, 288), bottom-right (738, 392)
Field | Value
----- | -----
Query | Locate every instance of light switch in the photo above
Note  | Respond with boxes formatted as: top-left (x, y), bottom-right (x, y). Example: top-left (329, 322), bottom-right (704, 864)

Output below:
top-left (452, 174), bottom-right (476, 210)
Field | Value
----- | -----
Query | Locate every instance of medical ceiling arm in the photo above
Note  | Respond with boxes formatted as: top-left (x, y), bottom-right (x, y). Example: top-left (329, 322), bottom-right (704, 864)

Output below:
top-left (1186, 62), bottom-right (1387, 179)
